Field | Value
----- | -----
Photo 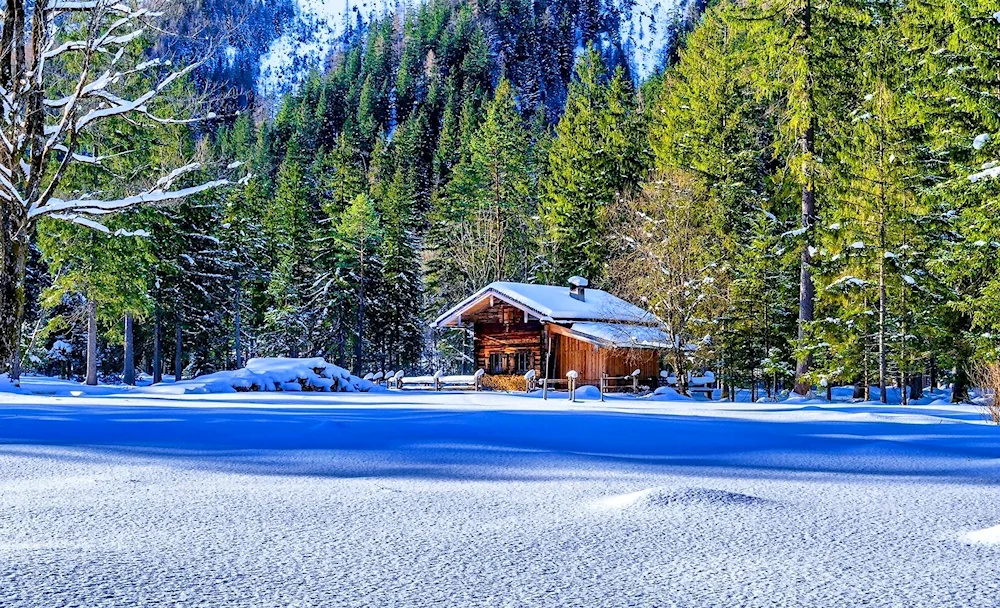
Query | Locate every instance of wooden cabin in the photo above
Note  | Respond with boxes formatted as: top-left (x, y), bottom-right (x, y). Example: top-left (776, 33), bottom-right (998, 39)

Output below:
top-left (431, 278), bottom-right (668, 386)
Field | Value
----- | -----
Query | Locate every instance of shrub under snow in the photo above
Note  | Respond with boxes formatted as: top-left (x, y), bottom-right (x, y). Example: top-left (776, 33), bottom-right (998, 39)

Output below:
top-left (141, 357), bottom-right (377, 395)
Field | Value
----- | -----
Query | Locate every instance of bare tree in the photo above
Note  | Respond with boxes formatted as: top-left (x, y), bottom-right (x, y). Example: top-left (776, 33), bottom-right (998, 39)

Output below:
top-left (607, 171), bottom-right (724, 394)
top-left (0, 1), bottom-right (244, 378)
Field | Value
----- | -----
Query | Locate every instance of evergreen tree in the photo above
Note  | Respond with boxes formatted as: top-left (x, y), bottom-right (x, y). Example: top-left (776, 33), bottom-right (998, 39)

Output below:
top-left (540, 46), bottom-right (650, 284)
top-left (335, 194), bottom-right (384, 374)
top-left (262, 138), bottom-right (320, 357)
top-left (427, 78), bottom-right (536, 309)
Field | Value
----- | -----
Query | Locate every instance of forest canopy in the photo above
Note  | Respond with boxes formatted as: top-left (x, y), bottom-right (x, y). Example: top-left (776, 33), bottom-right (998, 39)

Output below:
top-left (7, 0), bottom-right (1000, 404)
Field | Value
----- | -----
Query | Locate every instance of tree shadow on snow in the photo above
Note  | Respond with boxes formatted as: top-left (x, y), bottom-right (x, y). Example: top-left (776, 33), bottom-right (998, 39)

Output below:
top-left (0, 400), bottom-right (999, 483)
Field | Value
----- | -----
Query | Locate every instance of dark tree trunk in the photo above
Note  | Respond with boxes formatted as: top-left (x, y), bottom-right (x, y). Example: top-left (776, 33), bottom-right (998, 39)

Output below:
top-left (86, 298), bottom-right (98, 386)
top-left (174, 310), bottom-right (183, 382)
top-left (0, 207), bottom-right (28, 381)
top-left (929, 356), bottom-right (937, 392)
top-left (233, 275), bottom-right (242, 369)
top-left (337, 325), bottom-right (345, 368)
top-left (950, 318), bottom-right (973, 403)
top-left (908, 373), bottom-right (923, 402)
top-left (878, 256), bottom-right (887, 404)
top-left (793, 0), bottom-right (816, 396)
top-left (953, 362), bottom-right (970, 403)
top-left (153, 305), bottom-right (162, 384)
top-left (123, 312), bottom-right (135, 385)
top-left (355, 255), bottom-right (365, 375)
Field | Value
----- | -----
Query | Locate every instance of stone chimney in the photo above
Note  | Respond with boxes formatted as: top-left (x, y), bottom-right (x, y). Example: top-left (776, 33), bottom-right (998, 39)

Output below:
top-left (568, 276), bottom-right (588, 302)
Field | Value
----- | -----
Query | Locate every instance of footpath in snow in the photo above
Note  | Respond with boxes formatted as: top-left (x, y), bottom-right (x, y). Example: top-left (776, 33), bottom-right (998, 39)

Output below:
top-left (0, 382), bottom-right (999, 607)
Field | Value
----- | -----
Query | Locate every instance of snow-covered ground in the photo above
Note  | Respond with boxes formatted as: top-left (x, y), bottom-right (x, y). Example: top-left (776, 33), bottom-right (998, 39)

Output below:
top-left (1, 386), bottom-right (999, 606)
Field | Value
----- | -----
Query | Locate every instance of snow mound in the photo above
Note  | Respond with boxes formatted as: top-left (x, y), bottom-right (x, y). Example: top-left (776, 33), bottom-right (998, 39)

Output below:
top-left (648, 386), bottom-right (693, 401)
top-left (647, 487), bottom-right (771, 507)
top-left (575, 385), bottom-right (602, 400)
top-left (137, 357), bottom-right (377, 395)
top-left (960, 524), bottom-right (1000, 545)
top-left (0, 373), bottom-right (22, 394)
top-left (593, 487), bottom-right (771, 511)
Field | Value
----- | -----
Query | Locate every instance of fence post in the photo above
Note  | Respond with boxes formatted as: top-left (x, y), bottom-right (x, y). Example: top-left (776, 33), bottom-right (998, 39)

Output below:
top-left (567, 370), bottom-right (578, 402)
top-left (632, 369), bottom-right (640, 394)
top-left (543, 377), bottom-right (548, 400)
top-left (474, 368), bottom-right (485, 391)
top-left (601, 373), bottom-right (606, 402)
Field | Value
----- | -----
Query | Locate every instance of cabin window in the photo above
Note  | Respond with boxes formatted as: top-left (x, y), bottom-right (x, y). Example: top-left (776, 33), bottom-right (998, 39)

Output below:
top-left (513, 351), bottom-right (532, 374)
top-left (489, 353), bottom-right (504, 374)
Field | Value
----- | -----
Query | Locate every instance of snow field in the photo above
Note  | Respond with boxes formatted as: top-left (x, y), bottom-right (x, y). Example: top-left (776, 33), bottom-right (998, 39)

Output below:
top-left (0, 391), bottom-right (999, 606)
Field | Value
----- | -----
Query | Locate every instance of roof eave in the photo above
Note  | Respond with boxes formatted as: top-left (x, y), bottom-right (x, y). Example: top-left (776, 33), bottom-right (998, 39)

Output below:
top-left (431, 286), bottom-right (554, 328)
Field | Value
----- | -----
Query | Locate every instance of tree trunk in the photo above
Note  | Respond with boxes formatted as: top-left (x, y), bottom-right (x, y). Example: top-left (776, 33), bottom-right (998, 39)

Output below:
top-left (929, 356), bottom-right (937, 392)
top-left (0, 206), bottom-right (28, 381)
top-left (863, 294), bottom-right (872, 401)
top-left (153, 305), bottom-right (162, 384)
top-left (900, 282), bottom-right (908, 406)
top-left (337, 324), bottom-right (345, 368)
top-left (853, 381), bottom-right (865, 400)
top-left (123, 312), bottom-right (135, 385)
top-left (793, 191), bottom-right (815, 396)
top-left (86, 298), bottom-right (98, 386)
top-left (908, 373), bottom-right (923, 402)
top-left (674, 350), bottom-right (687, 396)
top-left (355, 251), bottom-right (365, 375)
top-left (174, 310), bottom-right (183, 382)
top-left (233, 275), bottom-right (242, 369)
top-left (878, 255), bottom-right (887, 404)
top-left (953, 356), bottom-right (971, 403)
top-left (793, 0), bottom-right (816, 396)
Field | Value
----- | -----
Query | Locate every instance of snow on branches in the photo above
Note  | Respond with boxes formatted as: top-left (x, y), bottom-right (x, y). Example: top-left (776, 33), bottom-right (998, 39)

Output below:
top-left (0, 0), bottom-right (242, 232)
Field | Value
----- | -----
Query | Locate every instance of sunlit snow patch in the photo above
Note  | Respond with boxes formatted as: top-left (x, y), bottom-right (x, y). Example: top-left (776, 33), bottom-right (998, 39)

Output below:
top-left (960, 524), bottom-right (1000, 545)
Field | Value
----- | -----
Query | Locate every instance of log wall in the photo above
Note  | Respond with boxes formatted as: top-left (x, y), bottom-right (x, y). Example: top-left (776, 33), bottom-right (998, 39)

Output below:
top-left (470, 303), bottom-right (545, 377)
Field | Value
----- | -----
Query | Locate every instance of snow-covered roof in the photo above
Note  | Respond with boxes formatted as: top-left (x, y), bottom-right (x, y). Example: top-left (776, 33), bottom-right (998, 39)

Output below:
top-left (567, 322), bottom-right (671, 349)
top-left (432, 282), bottom-right (656, 327)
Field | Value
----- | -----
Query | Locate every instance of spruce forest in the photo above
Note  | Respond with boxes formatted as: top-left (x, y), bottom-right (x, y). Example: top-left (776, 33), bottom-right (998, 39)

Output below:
top-left (3, 0), bottom-right (1000, 403)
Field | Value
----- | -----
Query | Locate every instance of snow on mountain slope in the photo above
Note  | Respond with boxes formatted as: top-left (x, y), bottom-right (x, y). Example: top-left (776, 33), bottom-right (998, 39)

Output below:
top-left (619, 0), bottom-right (682, 78)
top-left (258, 0), bottom-right (395, 94)
top-left (258, 0), bottom-right (685, 93)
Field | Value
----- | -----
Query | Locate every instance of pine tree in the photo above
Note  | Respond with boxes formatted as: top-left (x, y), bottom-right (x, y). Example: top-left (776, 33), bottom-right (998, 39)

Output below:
top-left (335, 194), bottom-right (384, 374)
top-left (372, 167), bottom-right (424, 370)
top-left (814, 20), bottom-right (924, 402)
top-left (651, 4), bottom-right (796, 397)
top-left (903, 0), bottom-right (1000, 400)
top-left (740, 0), bottom-right (871, 393)
top-left (262, 138), bottom-right (320, 357)
top-left (539, 45), bottom-right (649, 284)
top-left (427, 78), bottom-right (536, 309)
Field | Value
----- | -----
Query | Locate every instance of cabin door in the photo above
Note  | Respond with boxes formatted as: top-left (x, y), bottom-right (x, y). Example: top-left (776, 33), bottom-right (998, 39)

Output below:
top-left (545, 334), bottom-right (560, 379)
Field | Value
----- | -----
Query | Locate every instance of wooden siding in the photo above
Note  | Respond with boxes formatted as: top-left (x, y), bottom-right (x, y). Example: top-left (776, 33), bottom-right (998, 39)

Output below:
top-left (549, 325), bottom-right (661, 386)
top-left (466, 301), bottom-right (661, 384)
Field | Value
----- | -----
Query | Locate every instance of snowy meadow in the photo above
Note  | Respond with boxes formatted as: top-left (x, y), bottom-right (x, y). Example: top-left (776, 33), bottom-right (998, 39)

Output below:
top-left (1, 386), bottom-right (999, 607)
